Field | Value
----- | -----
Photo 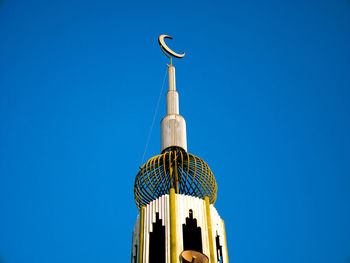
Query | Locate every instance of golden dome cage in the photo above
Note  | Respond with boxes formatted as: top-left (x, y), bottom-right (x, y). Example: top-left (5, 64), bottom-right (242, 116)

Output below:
top-left (134, 147), bottom-right (217, 210)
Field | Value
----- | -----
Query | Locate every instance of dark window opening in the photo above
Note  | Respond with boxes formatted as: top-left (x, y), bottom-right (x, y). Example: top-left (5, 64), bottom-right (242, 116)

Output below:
top-left (216, 234), bottom-right (223, 263)
top-left (182, 209), bottom-right (203, 252)
top-left (149, 213), bottom-right (166, 263)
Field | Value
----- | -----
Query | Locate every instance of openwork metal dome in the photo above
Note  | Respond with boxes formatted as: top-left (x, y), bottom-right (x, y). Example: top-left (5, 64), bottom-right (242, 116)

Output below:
top-left (134, 148), bottom-right (217, 210)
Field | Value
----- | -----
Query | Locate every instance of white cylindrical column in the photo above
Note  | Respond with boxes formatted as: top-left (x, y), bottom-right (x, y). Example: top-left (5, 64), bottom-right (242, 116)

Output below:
top-left (168, 65), bottom-right (176, 91)
top-left (161, 115), bottom-right (187, 152)
top-left (161, 65), bottom-right (187, 152)
top-left (166, 92), bottom-right (179, 115)
top-left (166, 66), bottom-right (179, 114)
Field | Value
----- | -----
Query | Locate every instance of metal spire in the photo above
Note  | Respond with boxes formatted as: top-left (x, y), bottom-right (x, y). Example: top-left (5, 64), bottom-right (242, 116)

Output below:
top-left (158, 35), bottom-right (187, 152)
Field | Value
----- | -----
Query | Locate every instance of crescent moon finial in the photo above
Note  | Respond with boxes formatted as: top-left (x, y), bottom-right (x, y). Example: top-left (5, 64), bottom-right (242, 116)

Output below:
top-left (158, 35), bottom-right (185, 59)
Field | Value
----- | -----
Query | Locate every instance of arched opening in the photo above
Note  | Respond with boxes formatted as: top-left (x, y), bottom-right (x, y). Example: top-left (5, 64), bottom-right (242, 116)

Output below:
top-left (182, 209), bottom-right (203, 252)
top-left (149, 213), bottom-right (165, 263)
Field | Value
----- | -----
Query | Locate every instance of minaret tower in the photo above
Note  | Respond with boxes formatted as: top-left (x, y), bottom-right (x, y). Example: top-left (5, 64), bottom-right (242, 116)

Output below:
top-left (131, 35), bottom-right (229, 263)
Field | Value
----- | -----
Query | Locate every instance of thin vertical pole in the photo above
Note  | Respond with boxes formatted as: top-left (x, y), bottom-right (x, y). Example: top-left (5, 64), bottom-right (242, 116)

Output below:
top-left (174, 154), bottom-right (179, 193)
top-left (169, 188), bottom-right (177, 263)
top-left (205, 196), bottom-right (215, 263)
top-left (138, 207), bottom-right (145, 263)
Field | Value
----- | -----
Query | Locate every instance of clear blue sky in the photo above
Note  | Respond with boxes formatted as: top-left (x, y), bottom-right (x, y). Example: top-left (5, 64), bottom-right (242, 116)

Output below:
top-left (1, 0), bottom-right (349, 262)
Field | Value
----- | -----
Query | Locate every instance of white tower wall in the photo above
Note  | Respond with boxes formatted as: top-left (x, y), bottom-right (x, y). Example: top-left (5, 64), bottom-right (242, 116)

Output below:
top-left (131, 194), bottom-right (229, 263)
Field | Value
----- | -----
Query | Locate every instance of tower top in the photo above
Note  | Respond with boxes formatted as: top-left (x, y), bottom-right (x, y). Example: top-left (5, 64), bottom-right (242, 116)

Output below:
top-left (133, 35), bottom-right (217, 210)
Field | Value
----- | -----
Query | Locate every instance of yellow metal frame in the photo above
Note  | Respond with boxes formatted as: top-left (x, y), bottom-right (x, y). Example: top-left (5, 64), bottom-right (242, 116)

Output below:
top-left (134, 149), bottom-right (217, 210)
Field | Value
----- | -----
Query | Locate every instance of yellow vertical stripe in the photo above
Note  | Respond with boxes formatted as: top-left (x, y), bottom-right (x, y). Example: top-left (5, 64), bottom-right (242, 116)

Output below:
top-left (169, 188), bottom-right (177, 263)
top-left (138, 207), bottom-right (145, 263)
top-left (205, 196), bottom-right (216, 263)
top-left (222, 220), bottom-right (229, 263)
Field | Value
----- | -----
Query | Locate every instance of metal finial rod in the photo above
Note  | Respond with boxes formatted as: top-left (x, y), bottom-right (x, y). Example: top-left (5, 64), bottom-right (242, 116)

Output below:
top-left (160, 46), bottom-right (172, 66)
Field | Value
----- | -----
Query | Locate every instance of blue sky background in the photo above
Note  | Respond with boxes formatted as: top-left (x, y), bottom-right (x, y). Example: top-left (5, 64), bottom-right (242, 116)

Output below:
top-left (1, 0), bottom-right (350, 262)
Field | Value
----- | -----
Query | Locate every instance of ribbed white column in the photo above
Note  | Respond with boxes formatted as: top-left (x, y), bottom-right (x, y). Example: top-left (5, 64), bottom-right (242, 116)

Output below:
top-left (131, 195), bottom-right (228, 263)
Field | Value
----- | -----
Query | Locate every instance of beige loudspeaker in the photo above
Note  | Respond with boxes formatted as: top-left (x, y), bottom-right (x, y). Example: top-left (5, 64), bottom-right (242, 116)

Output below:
top-left (180, 250), bottom-right (209, 263)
